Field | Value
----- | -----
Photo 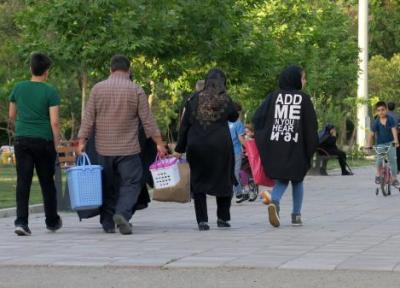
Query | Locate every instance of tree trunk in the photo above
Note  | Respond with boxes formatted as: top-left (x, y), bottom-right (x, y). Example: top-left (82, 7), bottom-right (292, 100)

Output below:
top-left (339, 117), bottom-right (347, 146)
top-left (81, 69), bottom-right (88, 121)
top-left (348, 128), bottom-right (357, 150)
top-left (70, 111), bottom-right (76, 140)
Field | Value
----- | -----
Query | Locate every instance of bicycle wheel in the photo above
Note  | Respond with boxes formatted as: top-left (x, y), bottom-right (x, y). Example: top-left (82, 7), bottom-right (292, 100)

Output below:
top-left (381, 177), bottom-right (388, 196)
top-left (248, 181), bottom-right (258, 202)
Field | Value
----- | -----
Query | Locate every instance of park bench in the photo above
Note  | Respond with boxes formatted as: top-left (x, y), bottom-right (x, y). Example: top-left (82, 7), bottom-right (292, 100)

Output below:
top-left (55, 140), bottom-right (77, 210)
top-left (309, 148), bottom-right (338, 176)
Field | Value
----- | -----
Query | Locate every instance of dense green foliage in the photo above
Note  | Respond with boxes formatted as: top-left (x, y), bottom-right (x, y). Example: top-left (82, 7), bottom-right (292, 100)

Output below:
top-left (369, 0), bottom-right (400, 58)
top-left (369, 53), bottom-right (400, 103)
top-left (0, 0), bottom-right (397, 146)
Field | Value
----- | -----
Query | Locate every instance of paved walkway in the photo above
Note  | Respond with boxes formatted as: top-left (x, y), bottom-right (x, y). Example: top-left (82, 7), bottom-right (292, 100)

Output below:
top-left (1, 167), bottom-right (400, 271)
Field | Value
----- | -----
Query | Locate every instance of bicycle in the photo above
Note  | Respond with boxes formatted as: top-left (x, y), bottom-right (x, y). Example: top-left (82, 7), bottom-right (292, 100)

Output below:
top-left (239, 169), bottom-right (259, 202)
top-left (364, 144), bottom-right (399, 197)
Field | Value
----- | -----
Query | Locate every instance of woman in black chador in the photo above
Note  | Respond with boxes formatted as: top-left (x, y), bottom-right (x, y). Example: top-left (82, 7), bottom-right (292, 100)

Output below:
top-left (318, 124), bottom-right (353, 176)
top-left (175, 68), bottom-right (239, 231)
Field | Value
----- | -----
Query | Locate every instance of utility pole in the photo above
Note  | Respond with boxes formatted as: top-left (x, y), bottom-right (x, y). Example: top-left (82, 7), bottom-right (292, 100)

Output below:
top-left (357, 0), bottom-right (369, 147)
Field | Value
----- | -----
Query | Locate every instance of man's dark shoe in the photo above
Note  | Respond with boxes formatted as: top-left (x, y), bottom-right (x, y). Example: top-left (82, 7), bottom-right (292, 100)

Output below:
top-left (46, 217), bottom-right (63, 232)
top-left (101, 218), bottom-right (115, 233)
top-left (103, 227), bottom-right (116, 234)
top-left (198, 222), bottom-right (210, 231)
top-left (342, 170), bottom-right (353, 176)
top-left (291, 214), bottom-right (303, 226)
top-left (15, 225), bottom-right (32, 236)
top-left (268, 202), bottom-right (280, 228)
top-left (113, 214), bottom-right (133, 235)
top-left (236, 193), bottom-right (249, 204)
top-left (217, 219), bottom-right (231, 228)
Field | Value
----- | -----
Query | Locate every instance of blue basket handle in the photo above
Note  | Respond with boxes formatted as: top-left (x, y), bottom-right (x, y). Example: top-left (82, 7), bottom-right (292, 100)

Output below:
top-left (76, 153), bottom-right (92, 167)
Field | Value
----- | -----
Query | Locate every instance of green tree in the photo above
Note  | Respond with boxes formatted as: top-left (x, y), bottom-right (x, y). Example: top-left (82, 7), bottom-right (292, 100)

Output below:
top-left (369, 0), bottom-right (400, 58)
top-left (15, 0), bottom-right (181, 135)
top-left (0, 0), bottom-right (25, 144)
top-left (369, 53), bottom-right (400, 103)
top-left (2, 0), bottom-right (359, 144)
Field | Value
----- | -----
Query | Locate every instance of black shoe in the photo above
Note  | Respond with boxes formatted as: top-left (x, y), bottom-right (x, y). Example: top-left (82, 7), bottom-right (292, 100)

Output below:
top-left (217, 219), bottom-right (231, 228)
top-left (46, 217), bottom-right (63, 232)
top-left (342, 170), bottom-right (353, 176)
top-left (113, 214), bottom-right (133, 235)
top-left (15, 225), bottom-right (32, 236)
top-left (103, 227), bottom-right (116, 234)
top-left (198, 222), bottom-right (210, 231)
top-left (291, 214), bottom-right (303, 226)
top-left (236, 194), bottom-right (249, 203)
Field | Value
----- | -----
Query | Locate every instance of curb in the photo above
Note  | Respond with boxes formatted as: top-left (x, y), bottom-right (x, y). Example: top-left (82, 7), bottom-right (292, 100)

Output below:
top-left (0, 204), bottom-right (44, 219)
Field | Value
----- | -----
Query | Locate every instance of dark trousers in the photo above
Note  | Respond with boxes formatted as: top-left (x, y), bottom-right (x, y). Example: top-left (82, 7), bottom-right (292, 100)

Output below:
top-left (97, 154), bottom-right (143, 227)
top-left (193, 193), bottom-right (232, 224)
top-left (14, 137), bottom-right (59, 227)
top-left (325, 148), bottom-right (348, 173)
top-left (397, 147), bottom-right (400, 174)
top-left (336, 150), bottom-right (348, 173)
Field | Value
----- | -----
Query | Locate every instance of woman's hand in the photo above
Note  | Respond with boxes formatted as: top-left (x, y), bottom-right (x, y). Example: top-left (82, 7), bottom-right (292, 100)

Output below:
top-left (173, 152), bottom-right (182, 159)
top-left (157, 145), bottom-right (168, 158)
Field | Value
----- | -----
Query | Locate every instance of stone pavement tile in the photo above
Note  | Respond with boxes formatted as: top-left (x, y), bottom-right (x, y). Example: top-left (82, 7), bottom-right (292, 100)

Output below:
top-left (337, 256), bottom-right (399, 271)
top-left (392, 263), bottom-right (400, 272)
top-left (164, 256), bottom-right (235, 268)
top-left (0, 257), bottom-right (13, 263)
top-left (1, 167), bottom-right (400, 271)
top-left (0, 256), bottom-right (58, 266)
top-left (279, 252), bottom-right (353, 271)
top-left (51, 259), bottom-right (112, 267)
top-left (225, 255), bottom-right (292, 268)
top-left (109, 258), bottom-right (169, 268)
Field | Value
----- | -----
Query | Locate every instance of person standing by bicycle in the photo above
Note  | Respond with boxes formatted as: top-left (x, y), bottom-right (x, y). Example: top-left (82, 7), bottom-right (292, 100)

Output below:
top-left (387, 102), bottom-right (400, 174)
top-left (367, 101), bottom-right (399, 186)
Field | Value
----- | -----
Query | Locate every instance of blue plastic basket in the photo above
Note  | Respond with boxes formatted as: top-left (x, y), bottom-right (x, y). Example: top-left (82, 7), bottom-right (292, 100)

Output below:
top-left (66, 153), bottom-right (103, 211)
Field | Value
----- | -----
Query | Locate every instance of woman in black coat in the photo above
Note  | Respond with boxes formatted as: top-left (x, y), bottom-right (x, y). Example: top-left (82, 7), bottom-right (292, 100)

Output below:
top-left (175, 68), bottom-right (239, 231)
top-left (253, 65), bottom-right (318, 228)
top-left (318, 124), bottom-right (352, 176)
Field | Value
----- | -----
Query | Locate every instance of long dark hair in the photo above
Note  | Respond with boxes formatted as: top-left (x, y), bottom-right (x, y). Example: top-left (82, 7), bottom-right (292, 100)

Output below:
top-left (196, 68), bottom-right (230, 127)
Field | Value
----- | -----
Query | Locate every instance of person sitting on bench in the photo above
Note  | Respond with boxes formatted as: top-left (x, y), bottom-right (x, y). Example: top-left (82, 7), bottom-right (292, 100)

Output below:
top-left (318, 124), bottom-right (353, 176)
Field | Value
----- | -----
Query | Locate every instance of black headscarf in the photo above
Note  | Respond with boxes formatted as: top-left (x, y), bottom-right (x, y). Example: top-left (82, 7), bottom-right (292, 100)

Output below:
top-left (319, 124), bottom-right (335, 144)
top-left (278, 65), bottom-right (304, 90)
top-left (196, 68), bottom-right (230, 127)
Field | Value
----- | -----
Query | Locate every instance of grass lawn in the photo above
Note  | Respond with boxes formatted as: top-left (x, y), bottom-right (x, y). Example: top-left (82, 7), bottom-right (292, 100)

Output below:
top-left (327, 157), bottom-right (374, 171)
top-left (0, 164), bottom-right (42, 209)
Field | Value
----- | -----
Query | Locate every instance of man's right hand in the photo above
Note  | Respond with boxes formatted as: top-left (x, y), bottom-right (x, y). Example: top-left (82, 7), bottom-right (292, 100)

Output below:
top-left (76, 139), bottom-right (86, 155)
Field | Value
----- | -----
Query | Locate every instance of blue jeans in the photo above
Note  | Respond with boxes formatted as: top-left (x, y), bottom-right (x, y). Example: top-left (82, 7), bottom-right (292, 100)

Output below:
top-left (271, 180), bottom-right (304, 216)
top-left (233, 153), bottom-right (243, 196)
top-left (376, 142), bottom-right (398, 176)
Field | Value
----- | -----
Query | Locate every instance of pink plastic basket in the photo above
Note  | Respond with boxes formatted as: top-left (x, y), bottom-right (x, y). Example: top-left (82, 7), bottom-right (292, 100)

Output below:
top-left (150, 156), bottom-right (180, 189)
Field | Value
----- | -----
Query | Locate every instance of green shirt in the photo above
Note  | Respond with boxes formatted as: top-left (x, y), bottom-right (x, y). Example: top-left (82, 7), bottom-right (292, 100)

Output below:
top-left (9, 81), bottom-right (60, 141)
